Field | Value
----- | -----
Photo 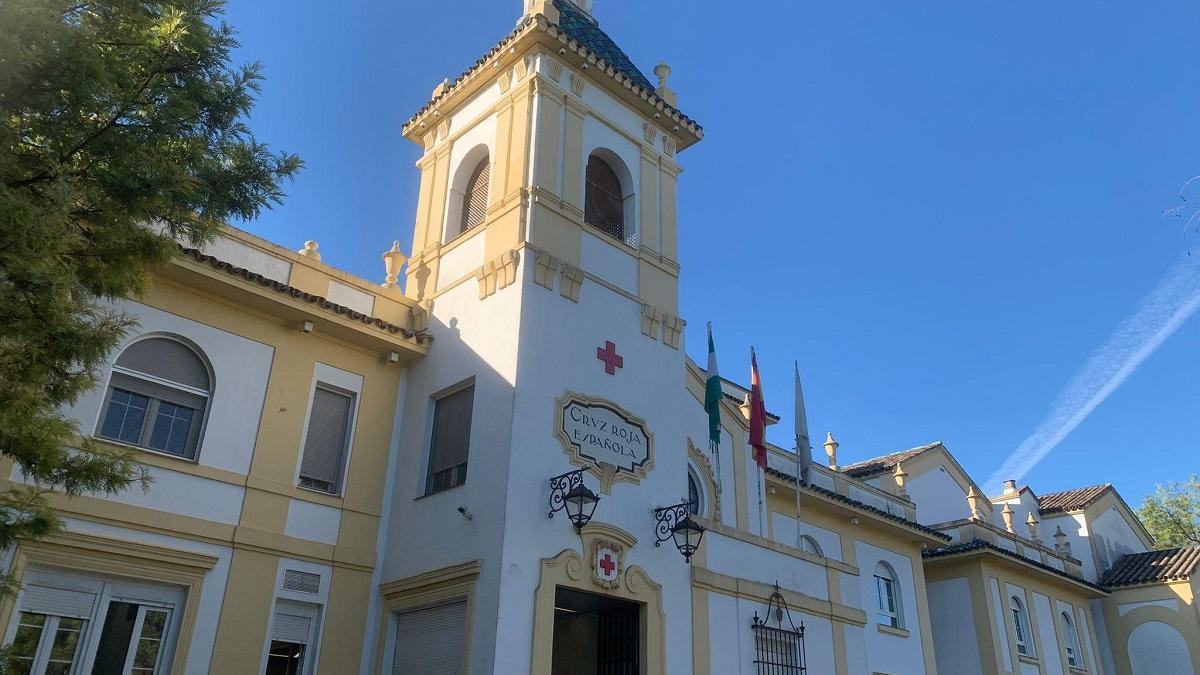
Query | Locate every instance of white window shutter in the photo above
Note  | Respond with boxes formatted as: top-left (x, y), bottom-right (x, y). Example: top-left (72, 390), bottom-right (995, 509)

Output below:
top-left (392, 600), bottom-right (467, 675)
top-left (273, 612), bottom-right (312, 644)
top-left (20, 584), bottom-right (97, 619)
top-left (299, 387), bottom-right (353, 486)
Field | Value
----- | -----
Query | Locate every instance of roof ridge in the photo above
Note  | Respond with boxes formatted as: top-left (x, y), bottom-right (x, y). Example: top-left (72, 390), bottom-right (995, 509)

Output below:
top-left (1039, 482), bottom-right (1112, 498)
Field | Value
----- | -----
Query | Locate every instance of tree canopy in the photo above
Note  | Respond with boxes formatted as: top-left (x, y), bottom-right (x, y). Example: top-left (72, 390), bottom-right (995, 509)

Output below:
top-left (1137, 475), bottom-right (1200, 548)
top-left (0, 0), bottom-right (300, 569)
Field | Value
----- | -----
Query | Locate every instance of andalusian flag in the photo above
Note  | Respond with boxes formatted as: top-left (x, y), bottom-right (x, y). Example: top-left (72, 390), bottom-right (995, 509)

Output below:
top-left (704, 323), bottom-right (723, 450)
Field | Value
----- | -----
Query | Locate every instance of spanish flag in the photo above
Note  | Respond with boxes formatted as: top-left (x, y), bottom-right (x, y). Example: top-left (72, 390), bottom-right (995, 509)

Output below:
top-left (749, 347), bottom-right (768, 470)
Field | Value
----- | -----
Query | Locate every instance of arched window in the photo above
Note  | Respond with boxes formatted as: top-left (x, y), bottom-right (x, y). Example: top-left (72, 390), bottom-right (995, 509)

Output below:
top-left (458, 156), bottom-right (490, 234)
top-left (687, 470), bottom-right (703, 518)
top-left (1010, 595), bottom-right (1033, 657)
top-left (1061, 611), bottom-right (1081, 668)
top-left (97, 337), bottom-right (211, 459)
top-left (873, 562), bottom-right (902, 628)
top-left (585, 153), bottom-right (627, 244)
top-left (799, 535), bottom-right (823, 557)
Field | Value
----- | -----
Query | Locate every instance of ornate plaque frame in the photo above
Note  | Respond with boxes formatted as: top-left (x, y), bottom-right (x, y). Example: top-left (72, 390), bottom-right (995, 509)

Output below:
top-left (554, 391), bottom-right (655, 494)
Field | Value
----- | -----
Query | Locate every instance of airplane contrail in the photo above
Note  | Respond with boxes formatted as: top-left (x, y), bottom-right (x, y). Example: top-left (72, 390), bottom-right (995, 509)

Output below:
top-left (985, 254), bottom-right (1200, 493)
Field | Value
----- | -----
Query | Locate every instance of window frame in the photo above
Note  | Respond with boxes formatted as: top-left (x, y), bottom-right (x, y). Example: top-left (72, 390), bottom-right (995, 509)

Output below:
top-left (1061, 610), bottom-right (1081, 668)
top-left (583, 150), bottom-right (637, 248)
top-left (799, 535), bottom-right (823, 557)
top-left (5, 569), bottom-right (185, 675)
top-left (873, 562), bottom-right (902, 629)
top-left (456, 156), bottom-right (490, 236)
top-left (422, 379), bottom-right (475, 497)
top-left (296, 380), bottom-right (359, 497)
top-left (95, 336), bottom-right (212, 461)
top-left (1010, 595), bottom-right (1034, 657)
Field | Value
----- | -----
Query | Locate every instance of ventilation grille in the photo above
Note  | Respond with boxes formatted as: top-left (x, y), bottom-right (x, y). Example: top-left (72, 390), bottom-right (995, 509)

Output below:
top-left (282, 569), bottom-right (321, 594)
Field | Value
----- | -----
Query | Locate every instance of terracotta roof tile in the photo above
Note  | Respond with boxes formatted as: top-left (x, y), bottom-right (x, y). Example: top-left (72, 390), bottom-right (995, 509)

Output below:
top-left (1100, 547), bottom-right (1200, 588)
top-left (180, 248), bottom-right (431, 345)
top-left (1037, 484), bottom-right (1111, 514)
top-left (840, 443), bottom-right (942, 479)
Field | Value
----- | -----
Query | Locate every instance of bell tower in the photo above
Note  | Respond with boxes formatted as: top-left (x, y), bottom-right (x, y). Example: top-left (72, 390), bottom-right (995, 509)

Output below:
top-left (380, 3), bottom-right (705, 673)
top-left (400, 0), bottom-right (702, 326)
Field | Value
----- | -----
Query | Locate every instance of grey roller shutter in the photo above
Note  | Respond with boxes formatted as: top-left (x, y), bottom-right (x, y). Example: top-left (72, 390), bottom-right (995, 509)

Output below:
top-left (20, 585), bottom-right (97, 619)
top-left (299, 387), bottom-right (353, 489)
top-left (392, 600), bottom-right (466, 675)
top-left (115, 338), bottom-right (210, 390)
top-left (272, 611), bottom-right (312, 644)
top-left (429, 386), bottom-right (473, 475)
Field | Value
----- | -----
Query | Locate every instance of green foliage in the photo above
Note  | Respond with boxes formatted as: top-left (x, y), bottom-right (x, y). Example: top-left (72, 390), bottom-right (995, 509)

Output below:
top-left (0, 0), bottom-right (300, 582)
top-left (1137, 475), bottom-right (1200, 548)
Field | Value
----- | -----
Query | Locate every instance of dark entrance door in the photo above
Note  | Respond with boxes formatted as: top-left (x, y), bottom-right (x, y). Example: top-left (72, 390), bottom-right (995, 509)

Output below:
top-left (551, 587), bottom-right (640, 675)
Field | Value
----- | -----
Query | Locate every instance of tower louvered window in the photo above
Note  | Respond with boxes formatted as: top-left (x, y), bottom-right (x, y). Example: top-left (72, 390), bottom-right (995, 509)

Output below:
top-left (585, 155), bottom-right (627, 244)
top-left (459, 158), bottom-right (490, 234)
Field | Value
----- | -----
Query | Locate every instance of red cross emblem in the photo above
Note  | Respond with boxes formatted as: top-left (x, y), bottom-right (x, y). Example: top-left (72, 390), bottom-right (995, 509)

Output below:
top-left (600, 553), bottom-right (616, 576)
top-left (597, 341), bottom-right (623, 375)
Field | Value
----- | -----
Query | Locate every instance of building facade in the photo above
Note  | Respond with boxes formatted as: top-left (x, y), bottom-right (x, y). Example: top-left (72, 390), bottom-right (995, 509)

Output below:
top-left (1, 1), bottom-right (1197, 674)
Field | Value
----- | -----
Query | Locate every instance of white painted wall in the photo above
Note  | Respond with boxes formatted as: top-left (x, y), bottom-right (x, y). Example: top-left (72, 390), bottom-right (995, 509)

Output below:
top-left (1091, 505), bottom-right (1146, 578)
top-left (1032, 592), bottom-right (1065, 675)
top-left (856, 541), bottom-right (928, 674)
top-left (990, 577), bottom-right (1014, 673)
top-left (927, 577), bottom-right (983, 675)
top-left (201, 234), bottom-right (292, 283)
top-left (1127, 621), bottom-right (1196, 675)
top-left (906, 464), bottom-right (970, 525)
top-left (65, 299), bottom-right (275, 477)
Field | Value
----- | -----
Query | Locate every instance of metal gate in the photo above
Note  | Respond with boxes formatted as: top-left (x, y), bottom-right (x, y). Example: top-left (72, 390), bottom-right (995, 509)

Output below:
top-left (597, 604), bottom-right (640, 675)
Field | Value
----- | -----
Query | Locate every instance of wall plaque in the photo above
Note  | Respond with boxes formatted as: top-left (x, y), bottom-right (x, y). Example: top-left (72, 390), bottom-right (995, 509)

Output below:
top-left (555, 392), bottom-right (654, 493)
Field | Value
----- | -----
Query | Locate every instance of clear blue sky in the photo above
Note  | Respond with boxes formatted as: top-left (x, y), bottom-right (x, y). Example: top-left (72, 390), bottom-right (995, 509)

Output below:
top-left (224, 1), bottom-right (1200, 507)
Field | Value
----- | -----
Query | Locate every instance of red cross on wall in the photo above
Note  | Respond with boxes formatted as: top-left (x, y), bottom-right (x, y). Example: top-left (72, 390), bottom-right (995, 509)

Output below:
top-left (597, 341), bottom-right (623, 375)
top-left (599, 553), bottom-right (616, 576)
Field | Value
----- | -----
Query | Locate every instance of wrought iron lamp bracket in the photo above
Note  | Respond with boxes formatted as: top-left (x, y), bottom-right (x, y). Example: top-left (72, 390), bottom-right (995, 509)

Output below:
top-left (653, 502), bottom-right (691, 547)
top-left (548, 469), bottom-right (585, 518)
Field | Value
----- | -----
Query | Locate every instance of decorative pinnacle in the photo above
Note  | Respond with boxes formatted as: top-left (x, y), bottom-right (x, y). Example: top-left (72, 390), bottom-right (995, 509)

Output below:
top-left (382, 240), bottom-right (408, 288)
top-left (654, 62), bottom-right (672, 88)
top-left (299, 240), bottom-right (321, 261)
top-left (823, 432), bottom-right (839, 470)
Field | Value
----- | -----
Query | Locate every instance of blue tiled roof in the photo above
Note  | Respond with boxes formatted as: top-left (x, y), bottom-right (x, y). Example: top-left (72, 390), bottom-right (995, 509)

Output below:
top-left (552, 0), bottom-right (655, 92)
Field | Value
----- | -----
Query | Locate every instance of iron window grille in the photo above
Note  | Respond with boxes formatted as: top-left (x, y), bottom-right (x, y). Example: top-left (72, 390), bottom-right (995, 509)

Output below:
top-left (751, 584), bottom-right (807, 675)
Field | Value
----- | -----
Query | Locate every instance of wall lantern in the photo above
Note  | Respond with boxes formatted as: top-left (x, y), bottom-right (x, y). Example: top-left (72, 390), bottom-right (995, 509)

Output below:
top-left (654, 502), bottom-right (705, 563)
top-left (548, 469), bottom-right (599, 531)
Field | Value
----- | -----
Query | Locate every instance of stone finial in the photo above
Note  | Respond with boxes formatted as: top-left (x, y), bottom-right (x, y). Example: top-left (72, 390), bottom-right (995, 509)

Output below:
top-left (382, 241), bottom-right (408, 288)
top-left (823, 432), bottom-right (839, 471)
top-left (1001, 503), bottom-right (1015, 533)
top-left (1003, 479), bottom-right (1018, 495)
top-left (1053, 525), bottom-right (1072, 557)
top-left (299, 240), bottom-right (321, 261)
top-left (1025, 512), bottom-right (1041, 543)
top-left (521, 0), bottom-right (559, 22)
top-left (653, 61), bottom-right (678, 107)
top-left (966, 486), bottom-right (984, 521)
top-left (739, 393), bottom-right (752, 421)
top-left (892, 462), bottom-right (908, 498)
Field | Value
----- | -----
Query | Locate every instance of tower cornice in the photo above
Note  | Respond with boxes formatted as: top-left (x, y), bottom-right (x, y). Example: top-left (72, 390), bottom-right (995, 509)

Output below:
top-left (401, 14), bottom-right (703, 152)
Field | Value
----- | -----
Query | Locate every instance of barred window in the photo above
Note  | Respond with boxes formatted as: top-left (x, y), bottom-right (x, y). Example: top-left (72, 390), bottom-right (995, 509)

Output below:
top-left (459, 158), bottom-right (490, 234)
top-left (585, 154), bottom-right (627, 244)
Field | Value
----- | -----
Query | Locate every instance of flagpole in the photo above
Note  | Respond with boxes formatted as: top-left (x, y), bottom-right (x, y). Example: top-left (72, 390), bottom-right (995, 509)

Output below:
top-left (794, 360), bottom-right (803, 548)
